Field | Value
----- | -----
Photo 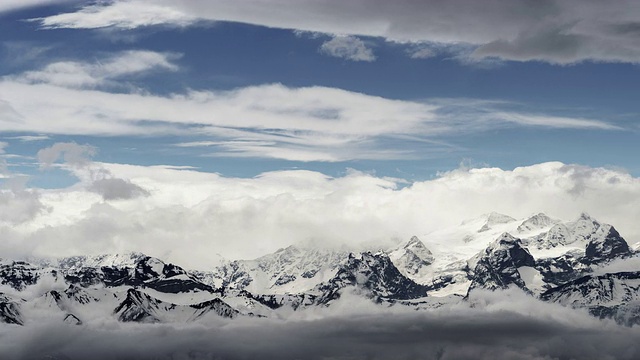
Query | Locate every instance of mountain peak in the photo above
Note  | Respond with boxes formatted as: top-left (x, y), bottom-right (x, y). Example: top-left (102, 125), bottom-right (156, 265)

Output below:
top-left (578, 212), bottom-right (593, 221)
top-left (469, 232), bottom-right (535, 295)
top-left (583, 226), bottom-right (632, 264)
top-left (389, 236), bottom-right (434, 277)
top-left (517, 213), bottom-right (557, 233)
top-left (477, 212), bottom-right (517, 232)
top-left (407, 235), bottom-right (422, 247)
top-left (496, 232), bottom-right (518, 244)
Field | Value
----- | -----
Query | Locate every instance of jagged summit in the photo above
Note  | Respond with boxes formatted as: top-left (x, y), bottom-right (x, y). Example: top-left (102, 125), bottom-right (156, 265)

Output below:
top-left (583, 226), bottom-right (632, 264)
top-left (389, 236), bottom-right (434, 276)
top-left (468, 233), bottom-right (536, 295)
top-left (315, 251), bottom-right (429, 304)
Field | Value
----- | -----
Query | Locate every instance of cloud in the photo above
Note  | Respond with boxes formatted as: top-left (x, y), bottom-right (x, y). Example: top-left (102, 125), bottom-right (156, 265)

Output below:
top-left (0, 289), bottom-right (638, 360)
top-left (34, 142), bottom-right (149, 201)
top-left (35, 0), bottom-right (196, 30)
top-left (37, 142), bottom-right (97, 169)
top-left (3, 160), bottom-right (640, 268)
top-left (88, 178), bottom-right (150, 200)
top-left (0, 190), bottom-right (46, 224)
top-left (0, 57), bottom-right (619, 162)
top-left (407, 45), bottom-right (436, 59)
top-left (319, 36), bottom-right (376, 62)
top-left (16, 50), bottom-right (179, 89)
top-left (4, 135), bottom-right (49, 142)
top-left (31, 0), bottom-right (640, 64)
top-left (0, 175), bottom-right (48, 225)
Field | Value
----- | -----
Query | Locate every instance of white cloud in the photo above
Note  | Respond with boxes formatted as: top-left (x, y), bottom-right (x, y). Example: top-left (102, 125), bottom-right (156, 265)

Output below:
top-left (36, 0), bottom-right (196, 29)
top-left (36, 142), bottom-right (96, 169)
top-left (31, 0), bottom-right (640, 64)
top-left (2, 161), bottom-right (640, 269)
top-left (319, 36), bottom-right (376, 62)
top-left (0, 56), bottom-right (618, 162)
top-left (4, 135), bottom-right (49, 142)
top-left (407, 46), bottom-right (436, 59)
top-left (17, 50), bottom-right (179, 88)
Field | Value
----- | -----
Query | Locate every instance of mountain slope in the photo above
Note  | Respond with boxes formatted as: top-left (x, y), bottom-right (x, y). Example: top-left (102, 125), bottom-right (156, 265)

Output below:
top-left (315, 252), bottom-right (429, 304)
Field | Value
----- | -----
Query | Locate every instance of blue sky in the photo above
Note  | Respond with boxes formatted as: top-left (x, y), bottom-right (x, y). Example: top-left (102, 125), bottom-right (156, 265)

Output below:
top-left (1, 0), bottom-right (640, 189)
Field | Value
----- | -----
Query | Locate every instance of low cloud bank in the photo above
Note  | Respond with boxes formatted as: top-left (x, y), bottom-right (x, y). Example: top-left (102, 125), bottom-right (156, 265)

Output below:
top-left (0, 290), bottom-right (637, 360)
top-left (1, 160), bottom-right (639, 266)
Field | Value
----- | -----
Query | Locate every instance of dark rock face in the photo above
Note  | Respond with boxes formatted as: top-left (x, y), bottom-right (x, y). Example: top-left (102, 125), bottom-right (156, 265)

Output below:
top-left (315, 252), bottom-right (429, 304)
top-left (541, 271), bottom-right (640, 325)
top-left (0, 261), bottom-right (41, 291)
top-left (535, 253), bottom-right (589, 289)
top-left (0, 294), bottom-right (23, 325)
top-left (63, 313), bottom-right (83, 325)
top-left (190, 298), bottom-right (238, 319)
top-left (114, 288), bottom-right (164, 323)
top-left (114, 288), bottom-right (238, 323)
top-left (274, 274), bottom-right (296, 286)
top-left (583, 227), bottom-right (631, 264)
top-left (64, 256), bottom-right (216, 294)
top-left (541, 271), bottom-right (640, 304)
top-left (246, 292), bottom-right (317, 310)
top-left (468, 233), bottom-right (535, 294)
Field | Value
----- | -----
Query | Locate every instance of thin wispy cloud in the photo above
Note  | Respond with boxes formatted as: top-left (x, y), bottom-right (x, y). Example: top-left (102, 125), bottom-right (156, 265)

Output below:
top-left (0, 54), bottom-right (620, 162)
top-left (15, 50), bottom-right (179, 89)
top-left (4, 135), bottom-right (49, 142)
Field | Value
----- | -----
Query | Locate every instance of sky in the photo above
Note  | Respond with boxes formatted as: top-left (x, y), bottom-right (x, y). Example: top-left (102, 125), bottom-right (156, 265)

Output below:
top-left (1, 0), bottom-right (640, 263)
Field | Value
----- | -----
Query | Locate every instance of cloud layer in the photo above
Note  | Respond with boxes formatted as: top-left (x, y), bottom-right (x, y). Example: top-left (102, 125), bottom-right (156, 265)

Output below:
top-left (1, 158), bottom-right (639, 267)
top-left (32, 0), bottom-right (640, 64)
top-left (1, 289), bottom-right (638, 360)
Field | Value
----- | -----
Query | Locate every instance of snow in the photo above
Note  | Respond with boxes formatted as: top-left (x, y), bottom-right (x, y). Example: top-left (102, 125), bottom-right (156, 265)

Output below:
top-left (517, 266), bottom-right (545, 294)
top-left (140, 288), bottom-right (218, 305)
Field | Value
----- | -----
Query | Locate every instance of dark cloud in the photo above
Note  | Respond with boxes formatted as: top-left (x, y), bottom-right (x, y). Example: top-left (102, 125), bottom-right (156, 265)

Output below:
top-left (1, 305), bottom-right (639, 360)
top-left (34, 142), bottom-right (150, 201)
top-left (36, 142), bottom-right (96, 169)
top-left (89, 178), bottom-right (149, 200)
top-left (0, 187), bottom-right (47, 224)
top-left (474, 27), bottom-right (586, 63)
top-left (34, 0), bottom-right (640, 64)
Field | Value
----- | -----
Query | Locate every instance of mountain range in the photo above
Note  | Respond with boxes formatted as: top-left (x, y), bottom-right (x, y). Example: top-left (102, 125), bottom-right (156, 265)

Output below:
top-left (1, 212), bottom-right (638, 327)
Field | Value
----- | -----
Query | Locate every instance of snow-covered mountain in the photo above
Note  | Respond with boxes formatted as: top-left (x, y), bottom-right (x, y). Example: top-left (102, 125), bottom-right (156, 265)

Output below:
top-left (467, 233), bottom-right (537, 294)
top-left (389, 236), bottom-right (434, 277)
top-left (1, 212), bottom-right (639, 327)
top-left (194, 245), bottom-right (350, 294)
top-left (313, 251), bottom-right (429, 305)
